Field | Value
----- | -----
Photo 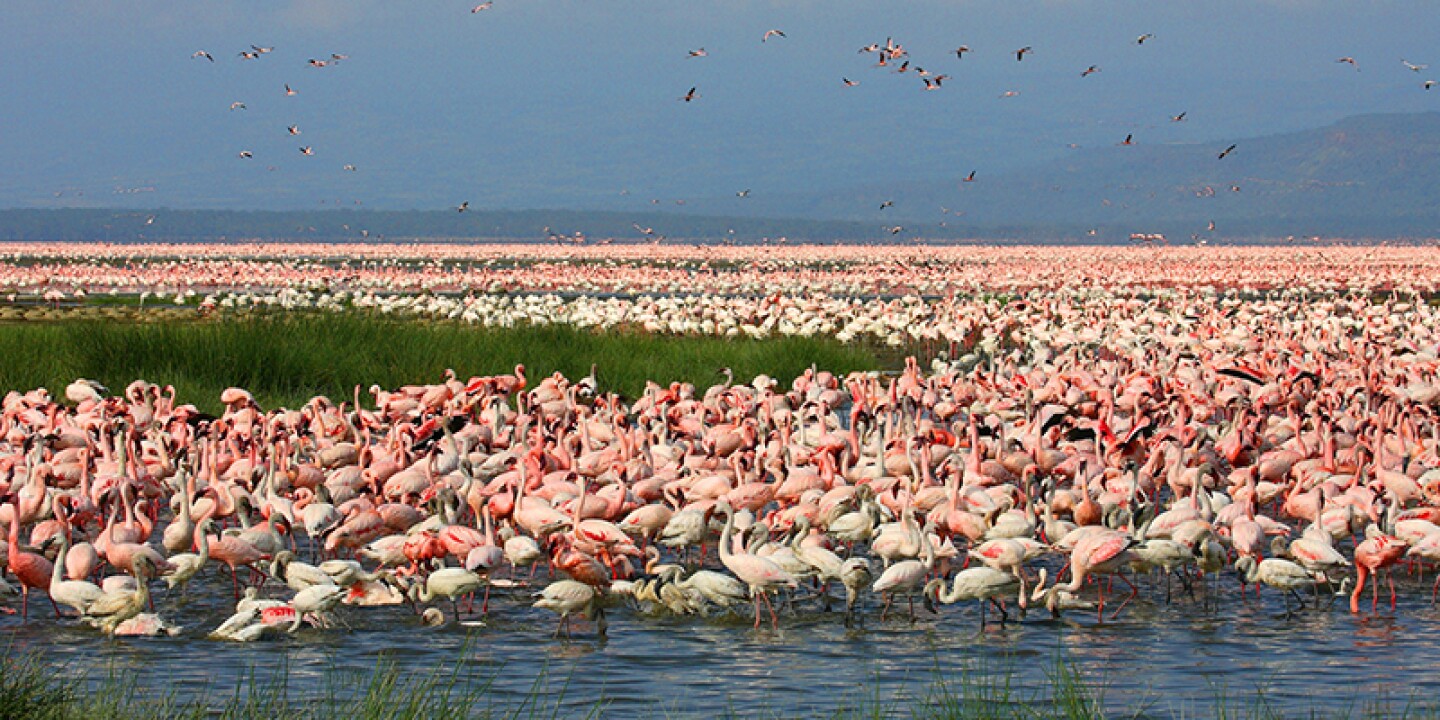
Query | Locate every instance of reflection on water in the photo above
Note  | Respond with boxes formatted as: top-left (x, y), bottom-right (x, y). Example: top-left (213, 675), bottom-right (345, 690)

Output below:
top-left (6, 569), bottom-right (1440, 718)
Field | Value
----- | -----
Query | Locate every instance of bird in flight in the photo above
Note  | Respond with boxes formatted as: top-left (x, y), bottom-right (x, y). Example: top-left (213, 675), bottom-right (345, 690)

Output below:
top-left (1016, 46), bottom-right (1033, 61)
top-left (1171, 111), bottom-right (1187, 122)
top-left (680, 86), bottom-right (698, 102)
top-left (999, 90), bottom-right (1020, 98)
top-left (1208, 220), bottom-right (1217, 231)
top-left (955, 45), bottom-right (971, 58)
top-left (1119, 134), bottom-right (1135, 145)
top-left (343, 164), bottom-right (357, 172)
top-left (238, 150), bottom-right (253, 158)
top-left (229, 101), bottom-right (246, 110)
top-left (472, 2), bottom-right (493, 10)
top-left (1426, 80), bottom-right (1438, 89)
top-left (308, 59), bottom-right (329, 68)
top-left (239, 51), bottom-right (259, 60)
top-left (963, 170), bottom-right (976, 182)
top-left (1218, 144), bottom-right (1237, 159)
top-left (1081, 65), bottom-right (1100, 77)
top-left (252, 45), bottom-right (274, 55)
top-left (458, 202), bottom-right (470, 212)
top-left (331, 53), bottom-right (349, 62)
top-left (736, 189), bottom-right (751, 198)
top-left (1336, 56), bottom-right (1359, 69)
top-left (688, 48), bottom-right (707, 58)
top-left (192, 50), bottom-right (214, 62)
top-left (922, 76), bottom-right (949, 90)
top-left (842, 77), bottom-right (859, 87)
top-left (859, 43), bottom-right (879, 53)
top-left (762, 29), bottom-right (786, 42)
top-left (879, 200), bottom-right (894, 210)
top-left (285, 83), bottom-right (297, 96)
top-left (1136, 33), bottom-right (1154, 44)
top-left (885, 225), bottom-right (903, 235)
top-left (288, 125), bottom-right (301, 135)
top-left (1403, 59), bottom-right (1428, 72)
top-left (299, 146), bottom-right (314, 155)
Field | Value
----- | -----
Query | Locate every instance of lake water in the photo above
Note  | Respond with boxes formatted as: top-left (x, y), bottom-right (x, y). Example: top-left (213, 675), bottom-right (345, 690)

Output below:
top-left (6, 556), bottom-right (1438, 718)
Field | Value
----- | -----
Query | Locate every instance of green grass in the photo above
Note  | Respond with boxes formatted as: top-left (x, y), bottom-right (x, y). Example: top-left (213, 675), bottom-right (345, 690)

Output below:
top-left (0, 312), bottom-right (882, 413)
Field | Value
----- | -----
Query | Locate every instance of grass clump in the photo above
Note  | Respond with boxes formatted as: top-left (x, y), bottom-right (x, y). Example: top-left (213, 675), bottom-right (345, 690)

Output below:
top-left (0, 652), bottom-right (75, 720)
top-left (0, 311), bottom-right (882, 413)
top-left (0, 650), bottom-right (194, 720)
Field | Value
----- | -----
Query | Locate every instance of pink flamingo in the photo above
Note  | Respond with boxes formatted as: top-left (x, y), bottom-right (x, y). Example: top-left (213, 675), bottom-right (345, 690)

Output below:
top-left (3, 502), bottom-right (58, 617)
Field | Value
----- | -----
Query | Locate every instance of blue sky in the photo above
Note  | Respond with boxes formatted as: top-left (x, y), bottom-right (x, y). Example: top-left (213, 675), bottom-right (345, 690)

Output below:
top-left (0, 1), bottom-right (1435, 214)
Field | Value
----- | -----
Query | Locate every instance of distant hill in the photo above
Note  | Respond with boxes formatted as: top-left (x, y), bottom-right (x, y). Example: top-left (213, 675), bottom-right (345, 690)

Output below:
top-left (679, 112), bottom-right (1440, 240)
top-left (3, 113), bottom-right (1439, 242)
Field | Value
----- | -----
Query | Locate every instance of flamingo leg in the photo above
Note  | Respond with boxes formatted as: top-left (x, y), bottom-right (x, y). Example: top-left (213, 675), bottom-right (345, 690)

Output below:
top-left (1096, 580), bottom-right (1106, 623)
top-left (1387, 571), bottom-right (1397, 610)
top-left (1110, 573), bottom-right (1139, 620)
top-left (1371, 567), bottom-right (1380, 612)
top-left (1351, 566), bottom-right (1367, 614)
top-left (1289, 588), bottom-right (1307, 611)
top-left (763, 591), bottom-right (779, 630)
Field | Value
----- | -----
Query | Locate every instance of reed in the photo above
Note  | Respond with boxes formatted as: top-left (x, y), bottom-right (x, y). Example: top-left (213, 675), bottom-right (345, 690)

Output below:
top-left (0, 312), bottom-right (881, 414)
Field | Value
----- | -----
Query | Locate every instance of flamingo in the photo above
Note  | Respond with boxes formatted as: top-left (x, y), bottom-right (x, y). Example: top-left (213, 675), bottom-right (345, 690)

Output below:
top-left (83, 555), bottom-right (155, 634)
top-left (716, 501), bottom-right (796, 629)
top-left (533, 579), bottom-right (606, 637)
top-left (1352, 531), bottom-right (1407, 613)
top-left (3, 502), bottom-right (57, 618)
top-left (924, 567), bottom-right (1023, 627)
top-left (1057, 529), bottom-right (1137, 622)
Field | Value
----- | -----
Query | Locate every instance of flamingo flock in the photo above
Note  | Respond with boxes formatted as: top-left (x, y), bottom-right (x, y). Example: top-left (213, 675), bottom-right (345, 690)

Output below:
top-left (2, 244), bottom-right (1439, 351)
top-left (2, 246), bottom-right (1440, 639)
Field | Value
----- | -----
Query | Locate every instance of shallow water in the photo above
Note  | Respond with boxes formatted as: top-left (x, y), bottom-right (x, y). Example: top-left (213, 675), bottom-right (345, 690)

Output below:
top-left (8, 558), bottom-right (1440, 719)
